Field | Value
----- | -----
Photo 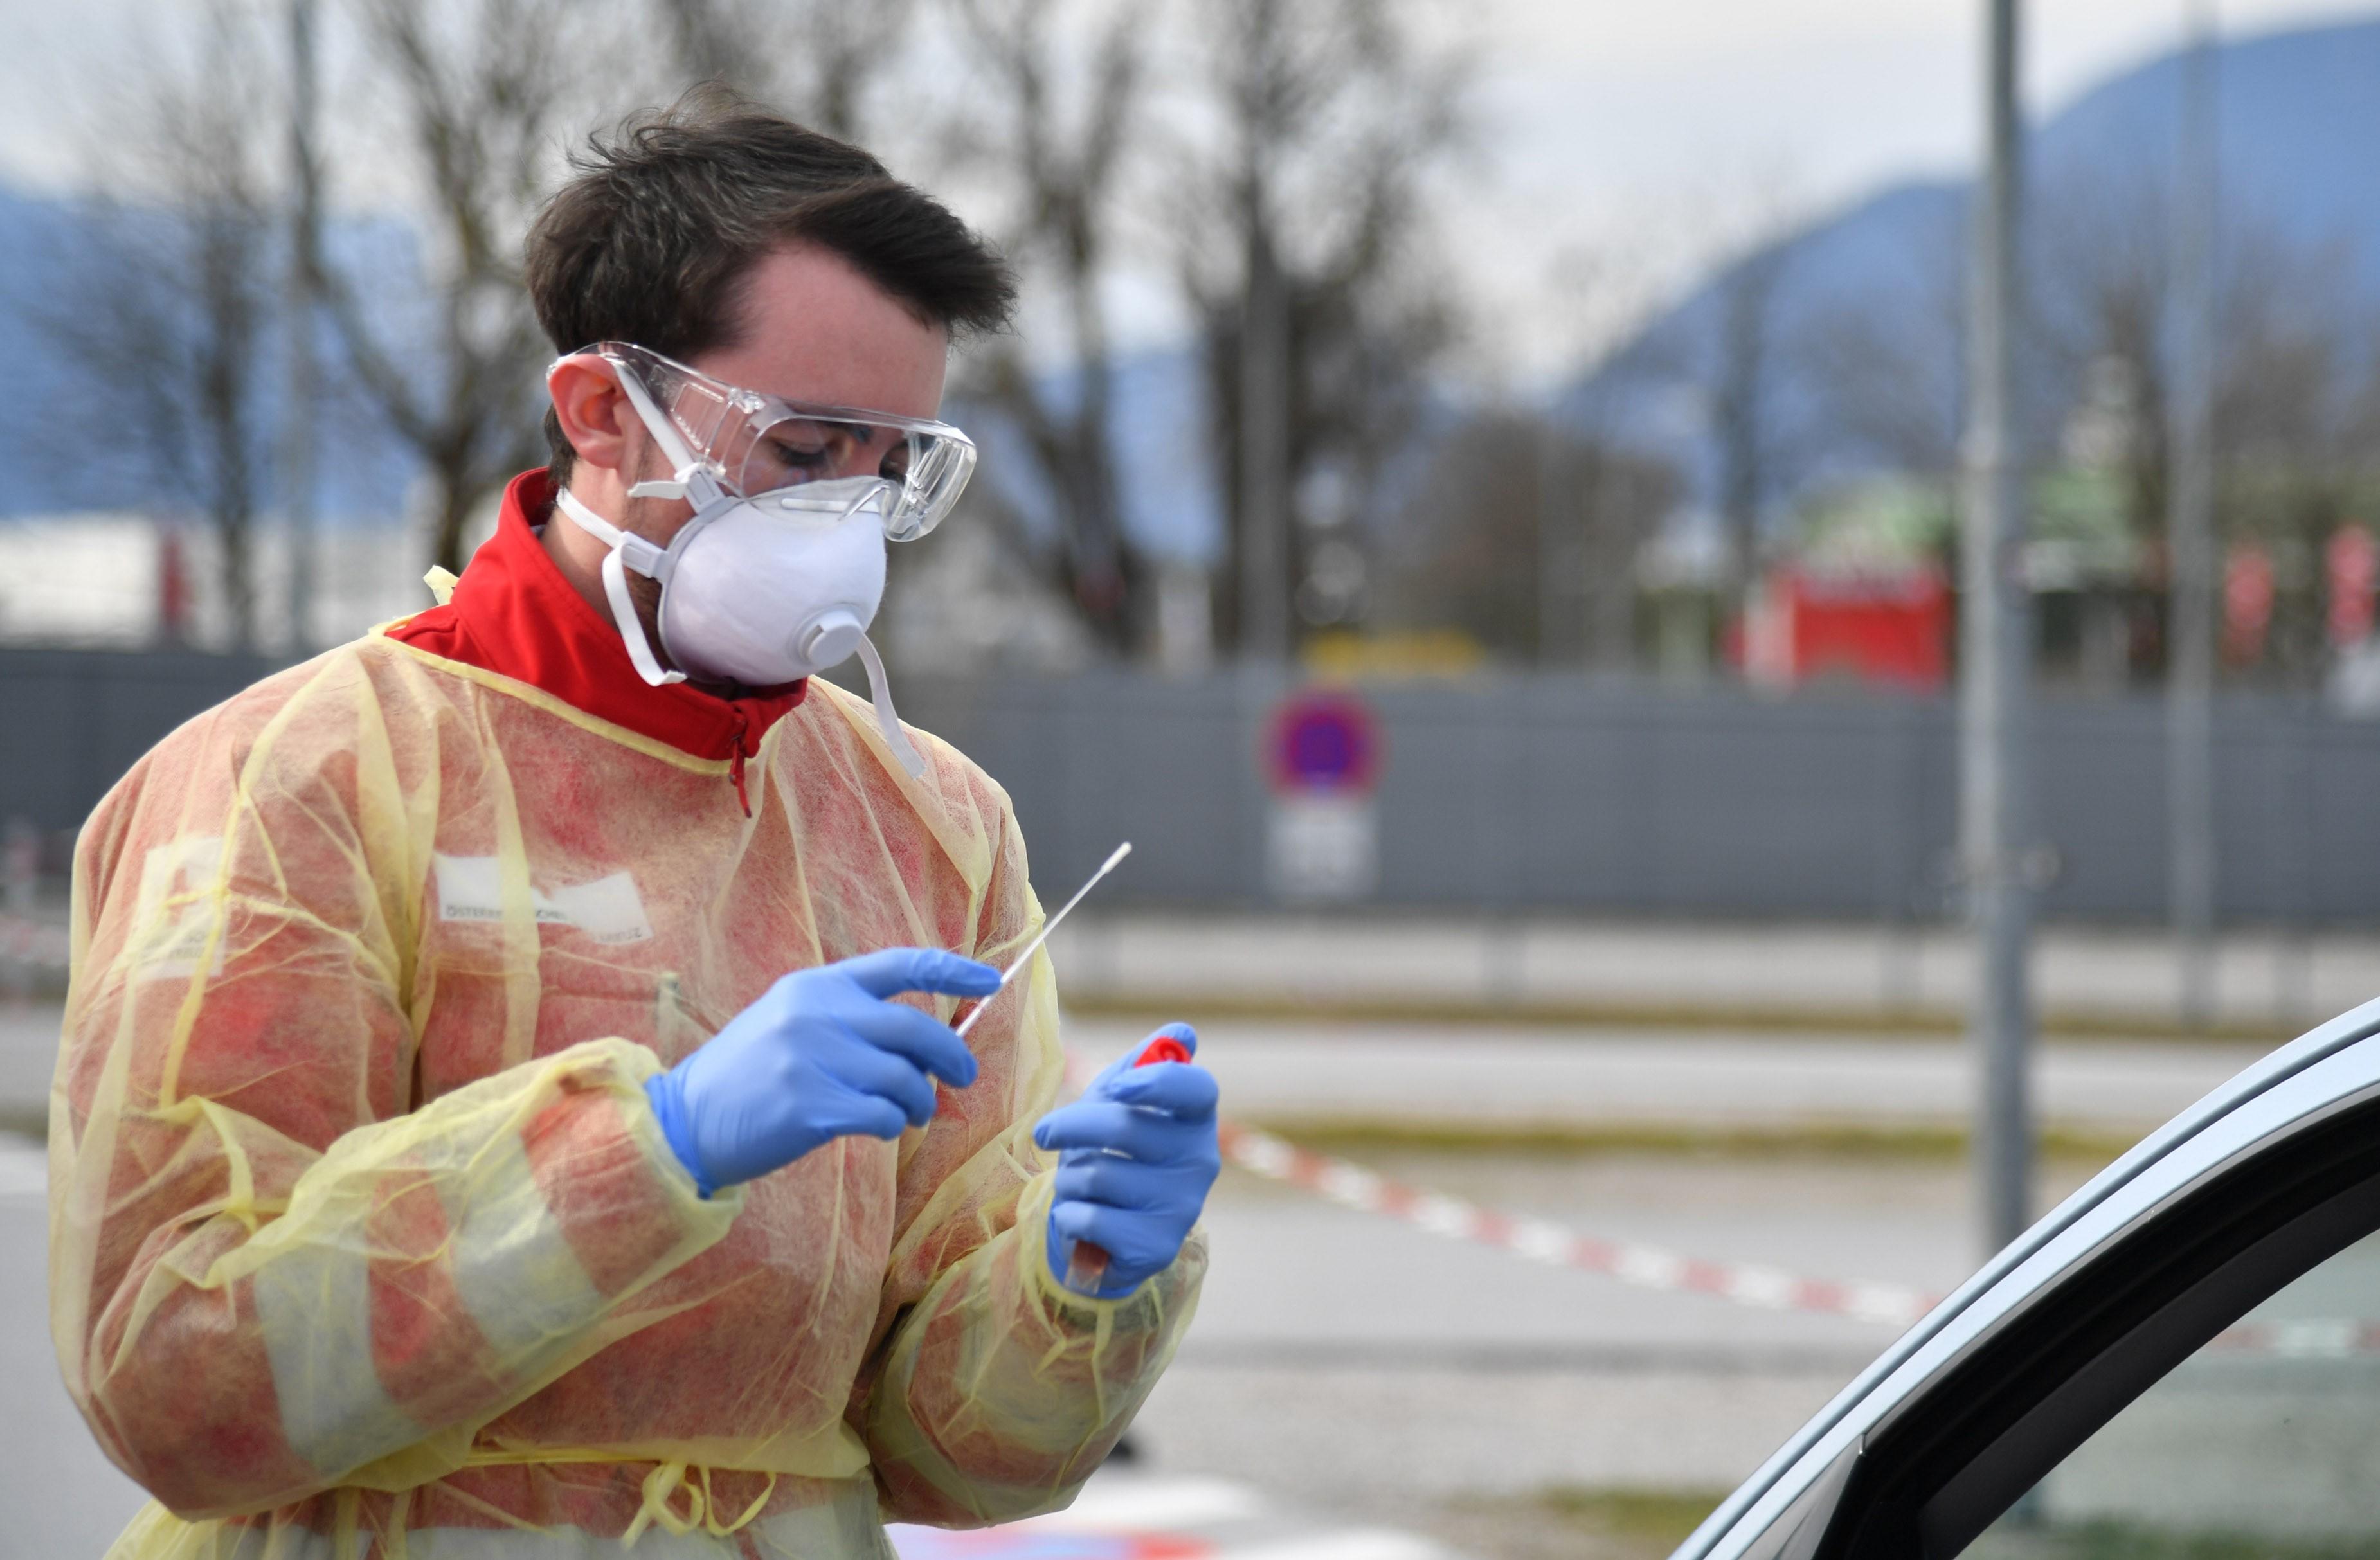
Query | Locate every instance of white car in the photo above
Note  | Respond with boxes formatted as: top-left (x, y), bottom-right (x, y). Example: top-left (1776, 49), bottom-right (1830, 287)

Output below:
top-left (1679, 996), bottom-right (2380, 1559)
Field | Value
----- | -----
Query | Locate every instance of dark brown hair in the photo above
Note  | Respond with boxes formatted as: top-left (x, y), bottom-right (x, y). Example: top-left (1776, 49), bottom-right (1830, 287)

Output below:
top-left (525, 88), bottom-right (1016, 482)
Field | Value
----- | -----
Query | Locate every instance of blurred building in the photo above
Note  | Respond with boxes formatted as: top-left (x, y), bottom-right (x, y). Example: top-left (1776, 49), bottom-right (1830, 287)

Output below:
top-left (1742, 569), bottom-right (1949, 692)
top-left (1736, 478), bottom-right (1952, 693)
top-left (0, 511), bottom-right (449, 653)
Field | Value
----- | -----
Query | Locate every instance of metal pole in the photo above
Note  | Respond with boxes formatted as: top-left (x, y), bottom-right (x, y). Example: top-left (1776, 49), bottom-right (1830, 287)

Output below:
top-left (281, 0), bottom-right (322, 655)
top-left (1236, 193), bottom-right (1292, 662)
top-left (1963, 0), bottom-right (2035, 1258)
top-left (1537, 419), bottom-right (1568, 667)
top-left (2168, 2), bottom-right (2220, 1028)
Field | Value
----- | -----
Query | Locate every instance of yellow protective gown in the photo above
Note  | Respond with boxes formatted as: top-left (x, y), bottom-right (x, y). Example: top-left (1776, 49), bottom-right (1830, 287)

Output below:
top-left (49, 471), bottom-right (1204, 1559)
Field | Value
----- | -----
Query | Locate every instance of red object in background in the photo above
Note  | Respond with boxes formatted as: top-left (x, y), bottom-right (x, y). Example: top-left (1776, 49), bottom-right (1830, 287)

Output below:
top-left (1743, 568), bottom-right (1951, 692)
top-left (2328, 526), bottom-right (2377, 648)
top-left (155, 524), bottom-right (190, 645)
top-left (2224, 542), bottom-right (2275, 668)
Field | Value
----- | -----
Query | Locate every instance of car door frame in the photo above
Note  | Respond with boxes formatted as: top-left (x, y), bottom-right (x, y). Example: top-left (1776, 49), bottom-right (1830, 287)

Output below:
top-left (1680, 994), bottom-right (2380, 1560)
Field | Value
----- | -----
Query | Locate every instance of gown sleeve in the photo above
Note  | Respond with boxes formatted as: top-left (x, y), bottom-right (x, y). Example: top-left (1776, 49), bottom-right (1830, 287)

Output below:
top-left (48, 663), bottom-right (740, 1519)
top-left (856, 796), bottom-right (1205, 1527)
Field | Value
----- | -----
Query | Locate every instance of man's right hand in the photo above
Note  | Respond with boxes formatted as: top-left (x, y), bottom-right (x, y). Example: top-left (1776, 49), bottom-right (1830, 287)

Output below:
top-left (644, 948), bottom-right (1002, 1194)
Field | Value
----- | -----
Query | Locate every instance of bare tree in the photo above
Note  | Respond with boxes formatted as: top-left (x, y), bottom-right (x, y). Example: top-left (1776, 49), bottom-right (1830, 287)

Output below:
top-left (652, 0), bottom-right (773, 102)
top-left (2035, 165), bottom-right (2176, 557)
top-left (23, 3), bottom-right (284, 648)
top-left (939, 0), bottom-right (1151, 654)
top-left (1567, 174), bottom-right (1826, 631)
top-left (318, 0), bottom-right (585, 575)
top-left (1793, 223), bottom-right (1967, 487)
top-left (1172, 0), bottom-right (1470, 658)
top-left (2210, 228), bottom-right (2363, 469)
top-left (2205, 230), bottom-right (2377, 685)
top-left (1706, 244), bottom-right (1796, 600)
top-left (647, 0), bottom-right (917, 139)
top-left (1578, 436), bottom-right (1686, 670)
top-left (2033, 160), bottom-right (2379, 685)
top-left (1374, 408), bottom-right (1677, 666)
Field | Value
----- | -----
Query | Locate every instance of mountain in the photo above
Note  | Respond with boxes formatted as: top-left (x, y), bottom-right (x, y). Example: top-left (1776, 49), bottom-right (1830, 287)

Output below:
top-left (953, 345), bottom-right (1223, 566)
top-left (11, 16), bottom-right (2376, 560)
top-left (1562, 15), bottom-right (2380, 530)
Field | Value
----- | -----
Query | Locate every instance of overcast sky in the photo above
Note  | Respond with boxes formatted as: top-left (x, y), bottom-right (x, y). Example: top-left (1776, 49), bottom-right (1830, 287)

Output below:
top-left (8, 0), bottom-right (2375, 382)
top-left (1449, 0), bottom-right (2380, 381)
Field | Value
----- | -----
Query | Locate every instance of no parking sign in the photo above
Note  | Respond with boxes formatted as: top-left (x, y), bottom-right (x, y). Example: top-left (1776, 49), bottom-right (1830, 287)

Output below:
top-left (1264, 690), bottom-right (1382, 902)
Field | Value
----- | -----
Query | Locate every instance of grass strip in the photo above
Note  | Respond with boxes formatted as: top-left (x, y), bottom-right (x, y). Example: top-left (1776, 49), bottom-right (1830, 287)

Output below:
top-left (1456, 1484), bottom-right (1731, 1548)
top-left (1240, 1115), bottom-right (2140, 1164)
top-left (1067, 991), bottom-right (2294, 1045)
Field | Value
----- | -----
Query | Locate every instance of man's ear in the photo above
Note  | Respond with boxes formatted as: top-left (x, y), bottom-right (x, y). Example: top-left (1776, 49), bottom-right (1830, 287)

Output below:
top-left (547, 357), bottom-right (636, 475)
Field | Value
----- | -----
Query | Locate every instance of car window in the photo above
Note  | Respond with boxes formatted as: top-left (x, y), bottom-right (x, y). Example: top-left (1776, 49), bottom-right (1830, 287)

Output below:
top-left (1963, 1228), bottom-right (2380, 1558)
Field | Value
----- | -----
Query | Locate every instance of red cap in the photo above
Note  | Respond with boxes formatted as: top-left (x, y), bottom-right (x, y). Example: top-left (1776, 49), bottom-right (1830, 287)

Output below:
top-left (1137, 1036), bottom-right (1193, 1067)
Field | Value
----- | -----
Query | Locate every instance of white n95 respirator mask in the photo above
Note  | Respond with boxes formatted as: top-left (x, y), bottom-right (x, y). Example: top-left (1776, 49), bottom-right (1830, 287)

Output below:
top-left (653, 477), bottom-right (889, 685)
top-left (546, 343), bottom-right (983, 781)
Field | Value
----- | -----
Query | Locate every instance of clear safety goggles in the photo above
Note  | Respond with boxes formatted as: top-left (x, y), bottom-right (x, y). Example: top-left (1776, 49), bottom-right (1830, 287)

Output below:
top-left (556, 341), bottom-right (977, 542)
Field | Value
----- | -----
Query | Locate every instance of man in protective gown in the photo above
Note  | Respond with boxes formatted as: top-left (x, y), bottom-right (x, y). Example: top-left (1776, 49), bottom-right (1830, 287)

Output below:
top-left (48, 96), bottom-right (1218, 1559)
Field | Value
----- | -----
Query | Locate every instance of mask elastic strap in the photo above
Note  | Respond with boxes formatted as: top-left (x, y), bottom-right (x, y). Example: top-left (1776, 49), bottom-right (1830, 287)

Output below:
top-left (554, 487), bottom-right (685, 688)
top-left (852, 632), bottom-right (928, 779)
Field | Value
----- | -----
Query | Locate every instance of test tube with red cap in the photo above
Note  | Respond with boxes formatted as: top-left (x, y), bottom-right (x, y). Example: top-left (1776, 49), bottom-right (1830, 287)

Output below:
top-left (1061, 1034), bottom-right (1193, 1296)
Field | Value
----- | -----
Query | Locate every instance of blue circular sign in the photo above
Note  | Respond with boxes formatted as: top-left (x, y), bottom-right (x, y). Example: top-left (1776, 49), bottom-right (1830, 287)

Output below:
top-left (1267, 691), bottom-right (1381, 795)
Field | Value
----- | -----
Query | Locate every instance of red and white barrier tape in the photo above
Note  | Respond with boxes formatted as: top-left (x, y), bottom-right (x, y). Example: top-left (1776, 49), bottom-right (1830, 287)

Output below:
top-left (1214, 1120), bottom-right (2380, 1353)
top-left (1214, 1120), bottom-right (1943, 1329)
top-left (1060, 1043), bottom-right (1942, 1329)
top-left (2204, 1318), bottom-right (2380, 1358)
top-left (1211, 1117), bottom-right (2380, 1354)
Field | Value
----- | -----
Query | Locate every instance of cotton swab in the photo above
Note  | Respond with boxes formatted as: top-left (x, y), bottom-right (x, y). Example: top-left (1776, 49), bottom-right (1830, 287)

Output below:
top-left (952, 842), bottom-right (1133, 1040)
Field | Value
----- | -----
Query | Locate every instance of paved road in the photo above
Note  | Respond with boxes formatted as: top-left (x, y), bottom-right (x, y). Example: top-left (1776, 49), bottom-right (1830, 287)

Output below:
top-left (1, 1118), bottom-right (2084, 1554)
top-left (1049, 913), bottom-right (2380, 1034)
top-left (0, 1139), bottom-right (148, 1556)
top-left (17, 901), bottom-right (2377, 1033)
top-left (1131, 1145), bottom-right (2100, 1520)
top-left (0, 996), bottom-right (2261, 1551)
top-left (5, 1001), bottom-right (2273, 1143)
top-left (892, 1471), bottom-right (1453, 1560)
top-left (0, 1000), bottom-right (56, 1119)
top-left (1062, 1016), bottom-right (2269, 1140)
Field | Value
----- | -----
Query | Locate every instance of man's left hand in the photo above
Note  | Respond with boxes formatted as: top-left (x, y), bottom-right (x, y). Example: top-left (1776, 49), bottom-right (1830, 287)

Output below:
top-left (1032, 1024), bottom-right (1220, 1298)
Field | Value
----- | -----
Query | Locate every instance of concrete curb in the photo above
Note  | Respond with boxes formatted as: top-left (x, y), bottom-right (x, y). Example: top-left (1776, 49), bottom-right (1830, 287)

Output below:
top-left (1062, 990), bottom-right (2298, 1045)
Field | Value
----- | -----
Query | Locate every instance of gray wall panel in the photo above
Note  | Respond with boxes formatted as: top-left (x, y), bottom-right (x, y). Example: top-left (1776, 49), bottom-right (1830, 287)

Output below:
top-left (12, 649), bottom-right (2380, 925)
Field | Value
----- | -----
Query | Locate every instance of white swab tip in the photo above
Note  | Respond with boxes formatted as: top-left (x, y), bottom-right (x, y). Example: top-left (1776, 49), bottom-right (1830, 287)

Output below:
top-left (1100, 842), bottom-right (1134, 873)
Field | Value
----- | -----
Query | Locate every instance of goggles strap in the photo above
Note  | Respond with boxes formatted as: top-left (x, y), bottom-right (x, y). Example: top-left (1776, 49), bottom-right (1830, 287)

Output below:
top-left (555, 487), bottom-right (685, 688)
top-left (609, 352), bottom-right (707, 486)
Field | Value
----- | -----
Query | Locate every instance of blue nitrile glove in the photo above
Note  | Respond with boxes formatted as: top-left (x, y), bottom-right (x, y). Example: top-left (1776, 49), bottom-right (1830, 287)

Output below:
top-left (644, 948), bottom-right (1001, 1195)
top-left (1031, 1024), bottom-right (1221, 1298)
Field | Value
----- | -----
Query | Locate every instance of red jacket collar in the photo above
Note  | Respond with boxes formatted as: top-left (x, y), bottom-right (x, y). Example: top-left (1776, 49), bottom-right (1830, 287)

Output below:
top-left (386, 469), bottom-right (806, 766)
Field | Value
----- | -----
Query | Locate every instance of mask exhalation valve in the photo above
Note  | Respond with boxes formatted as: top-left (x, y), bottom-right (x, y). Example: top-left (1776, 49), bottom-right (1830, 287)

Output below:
top-left (798, 610), bottom-right (867, 671)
